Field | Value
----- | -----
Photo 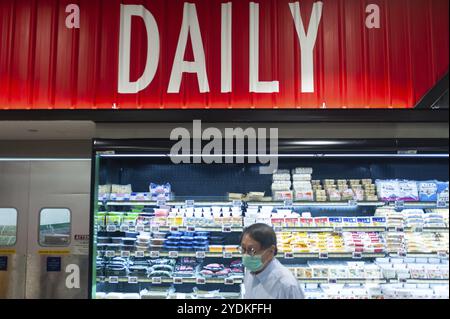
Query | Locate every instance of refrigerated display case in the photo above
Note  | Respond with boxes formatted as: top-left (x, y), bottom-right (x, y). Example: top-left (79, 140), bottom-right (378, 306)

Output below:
top-left (89, 139), bottom-right (449, 299)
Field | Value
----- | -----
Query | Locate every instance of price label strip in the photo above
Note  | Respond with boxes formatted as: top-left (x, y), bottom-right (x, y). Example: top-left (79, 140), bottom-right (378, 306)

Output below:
top-left (436, 199), bottom-right (448, 208)
top-left (109, 276), bottom-right (119, 284)
top-left (105, 250), bottom-right (115, 258)
top-left (223, 252), bottom-right (233, 259)
top-left (152, 277), bottom-right (162, 284)
top-left (150, 225), bottom-right (159, 233)
top-left (186, 226), bottom-right (196, 232)
top-left (232, 200), bottom-right (242, 207)
top-left (170, 226), bottom-right (179, 232)
top-left (284, 252), bottom-right (294, 259)
top-left (395, 200), bottom-right (405, 210)
top-left (185, 200), bottom-right (195, 207)
top-left (284, 199), bottom-right (293, 207)
top-left (173, 277), bottom-right (183, 285)
top-left (196, 277), bottom-right (206, 285)
top-left (318, 252), bottom-right (329, 260)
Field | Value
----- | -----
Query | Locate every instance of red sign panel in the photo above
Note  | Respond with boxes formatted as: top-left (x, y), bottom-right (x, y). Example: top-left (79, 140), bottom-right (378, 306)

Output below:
top-left (0, 0), bottom-right (448, 109)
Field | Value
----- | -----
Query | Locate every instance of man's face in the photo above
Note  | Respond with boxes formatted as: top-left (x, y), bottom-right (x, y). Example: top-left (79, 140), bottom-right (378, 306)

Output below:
top-left (241, 234), bottom-right (275, 265)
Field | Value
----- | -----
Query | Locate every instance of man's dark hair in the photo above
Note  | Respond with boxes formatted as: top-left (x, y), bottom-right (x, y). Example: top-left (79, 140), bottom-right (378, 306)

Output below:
top-left (240, 223), bottom-right (278, 255)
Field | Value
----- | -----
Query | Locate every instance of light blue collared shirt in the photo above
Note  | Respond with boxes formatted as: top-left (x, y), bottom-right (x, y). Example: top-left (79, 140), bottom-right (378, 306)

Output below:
top-left (243, 258), bottom-right (304, 299)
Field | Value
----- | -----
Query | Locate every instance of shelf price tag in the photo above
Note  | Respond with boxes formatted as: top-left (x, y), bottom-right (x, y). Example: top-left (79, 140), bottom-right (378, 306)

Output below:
top-left (135, 251), bottom-right (145, 258)
top-left (318, 252), bottom-right (329, 259)
top-left (150, 251), bottom-right (160, 258)
top-left (333, 226), bottom-right (343, 234)
top-left (395, 201), bottom-right (405, 210)
top-left (185, 200), bottom-right (195, 207)
top-left (105, 250), bottom-right (115, 258)
top-left (119, 225), bottom-right (129, 232)
top-left (399, 278), bottom-right (407, 283)
top-left (223, 252), bottom-right (233, 259)
top-left (150, 225), bottom-right (159, 233)
top-left (157, 200), bottom-right (167, 207)
top-left (398, 250), bottom-right (407, 257)
top-left (328, 278), bottom-right (337, 284)
top-left (395, 226), bottom-right (405, 233)
top-left (284, 199), bottom-right (293, 207)
top-left (170, 226), bottom-right (179, 232)
top-left (120, 251), bottom-right (130, 258)
top-left (168, 251), bottom-right (179, 258)
top-left (173, 277), bottom-right (183, 285)
top-left (284, 252), bottom-right (294, 259)
top-left (195, 251), bottom-right (206, 259)
top-left (128, 226), bottom-right (136, 232)
top-left (273, 226), bottom-right (283, 232)
top-left (222, 225), bottom-right (232, 233)
top-left (348, 200), bottom-right (357, 206)
top-left (108, 276), bottom-right (119, 284)
top-left (224, 278), bottom-right (235, 285)
top-left (352, 252), bottom-right (363, 259)
top-left (196, 277), bottom-right (206, 285)
top-left (128, 277), bottom-right (138, 284)
top-left (151, 277), bottom-right (162, 284)
top-left (106, 225), bottom-right (117, 232)
top-left (412, 226), bottom-right (423, 233)
top-left (436, 199), bottom-right (448, 208)
top-left (135, 224), bottom-right (145, 232)
top-left (186, 226), bottom-right (196, 232)
top-left (437, 251), bottom-right (448, 259)
top-left (232, 200), bottom-right (242, 207)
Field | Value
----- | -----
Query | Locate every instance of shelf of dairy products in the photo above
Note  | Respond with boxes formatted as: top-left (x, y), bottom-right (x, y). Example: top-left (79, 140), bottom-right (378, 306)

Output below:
top-left (97, 276), bottom-right (243, 285)
top-left (97, 250), bottom-right (242, 258)
top-left (95, 291), bottom-right (242, 299)
top-left (98, 200), bottom-right (240, 207)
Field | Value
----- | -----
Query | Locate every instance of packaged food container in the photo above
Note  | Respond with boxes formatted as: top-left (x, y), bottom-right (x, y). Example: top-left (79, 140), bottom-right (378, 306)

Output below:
top-left (209, 245), bottom-right (223, 253)
top-left (193, 245), bottom-right (208, 251)
top-left (224, 245), bottom-right (239, 253)
top-left (179, 246), bottom-right (194, 252)
top-left (150, 238), bottom-right (166, 246)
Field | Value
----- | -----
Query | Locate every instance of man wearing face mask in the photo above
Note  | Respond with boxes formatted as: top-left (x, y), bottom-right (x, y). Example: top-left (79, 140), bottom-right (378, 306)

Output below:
top-left (240, 223), bottom-right (304, 299)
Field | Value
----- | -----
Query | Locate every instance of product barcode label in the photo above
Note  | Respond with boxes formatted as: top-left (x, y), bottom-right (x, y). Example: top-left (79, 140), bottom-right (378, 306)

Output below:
top-left (195, 251), bottom-right (206, 259)
top-left (108, 276), bottom-right (119, 284)
top-left (135, 251), bottom-right (145, 258)
top-left (120, 225), bottom-right (129, 232)
top-left (150, 251), bottom-right (160, 258)
top-left (106, 225), bottom-right (117, 232)
top-left (152, 277), bottom-right (162, 284)
top-left (120, 251), bottom-right (130, 258)
top-left (196, 277), bottom-right (206, 285)
top-left (173, 277), bottom-right (183, 285)
top-left (352, 252), bottom-right (362, 259)
top-left (128, 277), bottom-right (138, 284)
top-left (105, 250), bottom-right (115, 258)
top-left (168, 251), bottom-right (178, 258)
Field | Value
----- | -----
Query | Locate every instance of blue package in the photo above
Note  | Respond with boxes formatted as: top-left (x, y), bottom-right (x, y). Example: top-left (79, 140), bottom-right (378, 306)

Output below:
top-left (195, 232), bottom-right (210, 237)
top-left (418, 180), bottom-right (438, 202)
top-left (437, 181), bottom-right (449, 202)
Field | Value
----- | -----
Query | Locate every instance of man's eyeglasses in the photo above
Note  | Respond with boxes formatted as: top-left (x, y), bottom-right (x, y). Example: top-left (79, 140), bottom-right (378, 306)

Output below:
top-left (239, 247), bottom-right (259, 256)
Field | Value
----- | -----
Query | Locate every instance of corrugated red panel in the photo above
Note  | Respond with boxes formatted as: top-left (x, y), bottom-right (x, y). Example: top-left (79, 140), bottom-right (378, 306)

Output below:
top-left (0, 0), bottom-right (448, 109)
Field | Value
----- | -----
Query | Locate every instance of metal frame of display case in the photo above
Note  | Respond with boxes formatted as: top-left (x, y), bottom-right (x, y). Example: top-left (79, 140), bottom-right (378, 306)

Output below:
top-left (88, 138), bottom-right (449, 299)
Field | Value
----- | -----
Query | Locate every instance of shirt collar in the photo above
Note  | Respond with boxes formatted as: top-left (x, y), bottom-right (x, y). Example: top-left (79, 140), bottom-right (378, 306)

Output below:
top-left (252, 258), bottom-right (277, 282)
